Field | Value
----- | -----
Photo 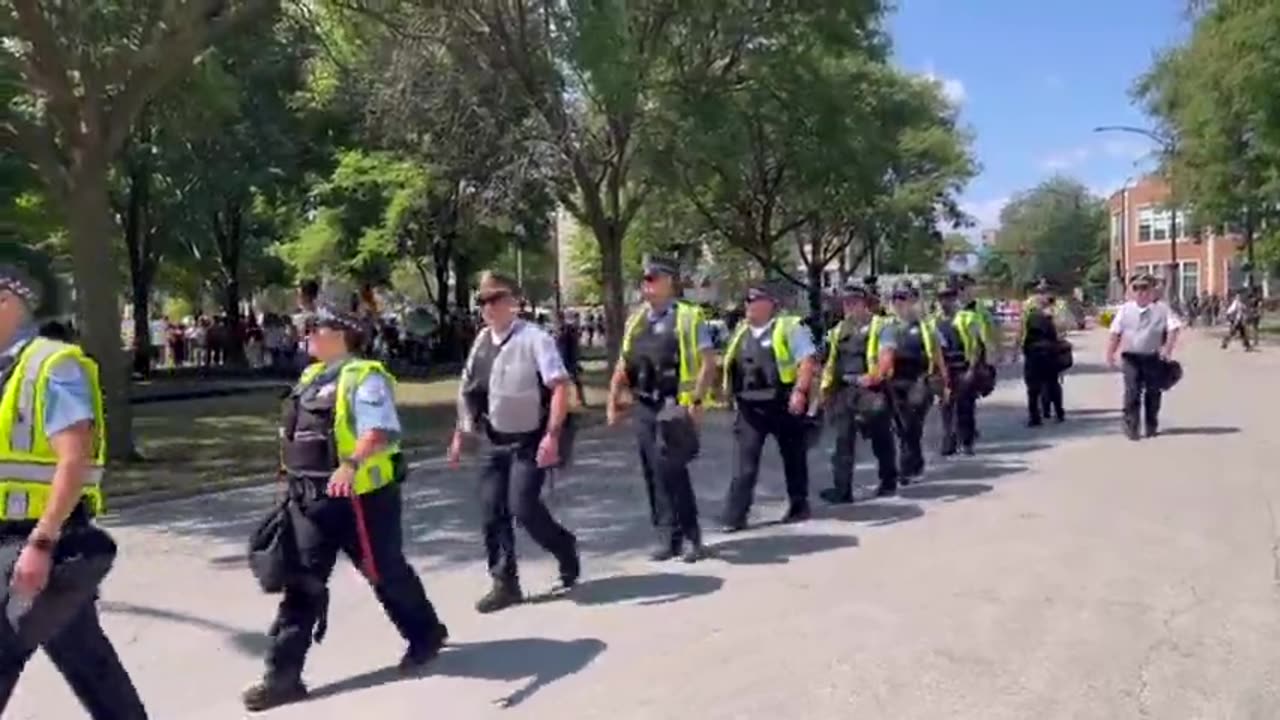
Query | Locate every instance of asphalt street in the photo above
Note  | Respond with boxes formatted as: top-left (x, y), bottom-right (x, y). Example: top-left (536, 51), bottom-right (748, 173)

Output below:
top-left (8, 328), bottom-right (1280, 720)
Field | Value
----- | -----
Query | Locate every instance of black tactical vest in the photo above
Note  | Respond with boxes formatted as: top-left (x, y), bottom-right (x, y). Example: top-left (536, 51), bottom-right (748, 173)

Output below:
top-left (835, 319), bottom-right (874, 382)
top-left (281, 364), bottom-right (344, 478)
top-left (730, 326), bottom-right (785, 401)
top-left (894, 320), bottom-right (928, 381)
top-left (626, 309), bottom-right (681, 400)
top-left (935, 315), bottom-right (968, 369)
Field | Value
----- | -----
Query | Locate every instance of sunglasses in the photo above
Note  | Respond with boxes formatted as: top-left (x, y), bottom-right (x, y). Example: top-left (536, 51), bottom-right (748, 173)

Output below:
top-left (641, 274), bottom-right (660, 283)
top-left (477, 291), bottom-right (511, 306)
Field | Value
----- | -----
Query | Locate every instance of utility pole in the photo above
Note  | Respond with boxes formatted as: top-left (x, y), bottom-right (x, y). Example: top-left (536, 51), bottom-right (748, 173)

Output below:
top-left (1095, 126), bottom-right (1181, 302)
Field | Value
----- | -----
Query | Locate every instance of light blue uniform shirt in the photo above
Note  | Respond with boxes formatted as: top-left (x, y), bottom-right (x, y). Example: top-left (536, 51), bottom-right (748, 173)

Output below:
top-left (646, 301), bottom-right (714, 352)
top-left (0, 325), bottom-right (96, 438)
top-left (322, 358), bottom-right (401, 438)
top-left (489, 320), bottom-right (570, 384)
top-left (747, 317), bottom-right (818, 359)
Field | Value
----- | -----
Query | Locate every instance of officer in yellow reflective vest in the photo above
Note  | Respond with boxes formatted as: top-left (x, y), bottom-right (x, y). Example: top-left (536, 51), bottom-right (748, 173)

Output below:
top-left (719, 284), bottom-right (819, 531)
top-left (244, 302), bottom-right (447, 712)
top-left (0, 247), bottom-right (149, 717)
top-left (608, 256), bottom-right (717, 563)
top-left (888, 283), bottom-right (950, 482)
top-left (818, 280), bottom-right (899, 503)
top-left (935, 279), bottom-right (986, 456)
top-left (956, 273), bottom-right (1000, 363)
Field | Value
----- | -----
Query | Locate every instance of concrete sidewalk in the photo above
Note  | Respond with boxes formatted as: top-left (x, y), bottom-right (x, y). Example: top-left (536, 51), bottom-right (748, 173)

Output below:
top-left (10, 328), bottom-right (1280, 719)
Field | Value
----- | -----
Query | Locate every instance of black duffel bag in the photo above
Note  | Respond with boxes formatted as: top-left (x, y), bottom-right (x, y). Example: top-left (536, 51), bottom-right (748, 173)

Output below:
top-left (1157, 359), bottom-right (1183, 391)
top-left (1, 522), bottom-right (117, 652)
top-left (1055, 340), bottom-right (1075, 372)
top-left (969, 362), bottom-right (997, 398)
top-left (248, 496), bottom-right (297, 594)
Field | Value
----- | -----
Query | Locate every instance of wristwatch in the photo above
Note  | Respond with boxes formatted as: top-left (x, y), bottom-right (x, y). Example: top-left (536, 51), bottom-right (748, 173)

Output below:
top-left (690, 397), bottom-right (704, 407)
top-left (340, 457), bottom-right (361, 470)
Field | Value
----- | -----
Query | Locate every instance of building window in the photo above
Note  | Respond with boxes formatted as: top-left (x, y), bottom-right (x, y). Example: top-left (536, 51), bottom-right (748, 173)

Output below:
top-left (1179, 260), bottom-right (1199, 301)
top-left (1136, 206), bottom-right (1190, 243)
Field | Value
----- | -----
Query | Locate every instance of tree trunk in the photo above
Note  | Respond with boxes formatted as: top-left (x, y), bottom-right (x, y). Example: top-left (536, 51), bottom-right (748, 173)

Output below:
top-left (122, 158), bottom-right (153, 377)
top-left (214, 203), bottom-right (246, 366)
top-left (65, 163), bottom-right (137, 460)
top-left (806, 261), bottom-right (824, 321)
top-left (595, 221), bottom-right (627, 365)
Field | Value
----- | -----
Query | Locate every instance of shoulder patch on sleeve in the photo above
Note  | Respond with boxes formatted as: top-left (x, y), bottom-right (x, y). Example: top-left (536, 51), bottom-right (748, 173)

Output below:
top-left (355, 375), bottom-right (390, 405)
top-left (46, 357), bottom-right (87, 385)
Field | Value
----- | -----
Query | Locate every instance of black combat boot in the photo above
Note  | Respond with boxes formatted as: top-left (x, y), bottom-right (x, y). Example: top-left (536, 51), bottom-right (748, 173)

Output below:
top-left (243, 673), bottom-right (308, 713)
top-left (875, 481), bottom-right (898, 498)
top-left (681, 527), bottom-right (707, 564)
top-left (781, 501), bottom-right (810, 524)
top-left (557, 539), bottom-right (581, 590)
top-left (939, 434), bottom-right (957, 457)
top-left (400, 622), bottom-right (449, 674)
top-left (475, 580), bottom-right (523, 614)
top-left (650, 533), bottom-right (679, 561)
top-left (819, 486), bottom-right (854, 505)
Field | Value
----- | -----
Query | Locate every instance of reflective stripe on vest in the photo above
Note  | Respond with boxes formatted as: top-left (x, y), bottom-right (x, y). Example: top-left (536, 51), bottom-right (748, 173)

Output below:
top-left (722, 316), bottom-right (799, 395)
top-left (0, 338), bottom-right (107, 519)
top-left (953, 311), bottom-right (979, 363)
top-left (323, 359), bottom-right (400, 495)
top-left (820, 315), bottom-right (882, 391)
top-left (622, 302), bottom-right (703, 406)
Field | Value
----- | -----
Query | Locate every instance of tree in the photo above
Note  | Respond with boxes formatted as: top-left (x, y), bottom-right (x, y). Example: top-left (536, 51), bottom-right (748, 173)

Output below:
top-left (654, 4), bottom-right (974, 317)
top-left (1134, 0), bottom-right (1280, 283)
top-left (2, 0), bottom-right (278, 457)
top-left (991, 177), bottom-right (1106, 290)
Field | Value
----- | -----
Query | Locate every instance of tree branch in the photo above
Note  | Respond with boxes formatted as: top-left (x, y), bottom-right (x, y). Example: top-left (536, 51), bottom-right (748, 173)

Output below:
top-left (11, 0), bottom-right (81, 138)
top-left (104, 0), bottom-right (281, 155)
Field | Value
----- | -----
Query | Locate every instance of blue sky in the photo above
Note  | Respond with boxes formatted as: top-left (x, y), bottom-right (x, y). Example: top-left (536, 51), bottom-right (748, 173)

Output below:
top-left (890, 0), bottom-right (1192, 233)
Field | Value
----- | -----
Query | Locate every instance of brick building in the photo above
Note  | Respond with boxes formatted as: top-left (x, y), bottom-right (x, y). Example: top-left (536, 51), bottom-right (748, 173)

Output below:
top-left (1106, 176), bottom-right (1247, 302)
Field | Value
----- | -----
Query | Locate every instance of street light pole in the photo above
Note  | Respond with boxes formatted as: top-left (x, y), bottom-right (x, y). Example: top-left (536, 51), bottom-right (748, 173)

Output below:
top-left (1094, 125), bottom-right (1181, 303)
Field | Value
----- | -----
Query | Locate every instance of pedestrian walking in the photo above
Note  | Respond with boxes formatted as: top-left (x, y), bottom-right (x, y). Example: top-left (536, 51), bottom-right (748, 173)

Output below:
top-left (1020, 280), bottom-right (1063, 426)
top-left (818, 280), bottom-right (899, 503)
top-left (887, 283), bottom-right (949, 482)
top-left (244, 296), bottom-right (447, 712)
top-left (606, 256), bottom-right (716, 563)
top-left (0, 245), bottom-right (149, 719)
top-left (718, 283), bottom-right (820, 531)
top-left (449, 272), bottom-right (581, 614)
top-left (1221, 291), bottom-right (1253, 351)
top-left (1106, 273), bottom-right (1183, 440)
top-left (555, 312), bottom-right (588, 407)
top-left (935, 278), bottom-right (986, 456)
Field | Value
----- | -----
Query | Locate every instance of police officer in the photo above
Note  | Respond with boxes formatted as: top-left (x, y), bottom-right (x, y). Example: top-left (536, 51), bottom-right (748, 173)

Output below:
top-left (1020, 279), bottom-right (1063, 426)
top-left (956, 274), bottom-right (999, 364)
top-left (244, 293), bottom-right (447, 712)
top-left (935, 279), bottom-right (985, 456)
top-left (0, 245), bottom-right (149, 718)
top-left (450, 272), bottom-right (580, 614)
top-left (719, 283), bottom-right (819, 531)
top-left (1106, 272), bottom-right (1182, 440)
top-left (607, 256), bottom-right (716, 563)
top-left (887, 283), bottom-right (949, 482)
top-left (818, 280), bottom-right (899, 503)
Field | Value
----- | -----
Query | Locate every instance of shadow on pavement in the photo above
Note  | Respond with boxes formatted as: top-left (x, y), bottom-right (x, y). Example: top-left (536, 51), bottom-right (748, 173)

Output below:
top-left (710, 532), bottom-right (858, 566)
top-left (1159, 425), bottom-right (1240, 437)
top-left (99, 601), bottom-right (271, 658)
top-left (566, 572), bottom-right (724, 607)
top-left (1064, 362), bottom-right (1117, 377)
top-left (930, 457), bottom-right (1029, 483)
top-left (308, 637), bottom-right (606, 708)
top-left (898, 482), bottom-right (993, 502)
top-left (819, 500), bottom-right (925, 527)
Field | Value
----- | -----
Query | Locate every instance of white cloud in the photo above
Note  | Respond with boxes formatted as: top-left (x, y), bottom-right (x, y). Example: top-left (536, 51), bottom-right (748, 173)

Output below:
top-left (921, 63), bottom-right (967, 105)
top-left (962, 196), bottom-right (1009, 233)
top-left (1040, 146), bottom-right (1092, 172)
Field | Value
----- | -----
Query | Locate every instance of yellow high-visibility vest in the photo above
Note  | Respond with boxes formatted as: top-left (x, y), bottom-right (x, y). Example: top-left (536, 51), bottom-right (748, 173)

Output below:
top-left (721, 315), bottom-right (801, 396)
top-left (298, 359), bottom-right (400, 495)
top-left (821, 315), bottom-right (886, 392)
top-left (621, 301), bottom-right (705, 406)
top-left (0, 337), bottom-right (106, 520)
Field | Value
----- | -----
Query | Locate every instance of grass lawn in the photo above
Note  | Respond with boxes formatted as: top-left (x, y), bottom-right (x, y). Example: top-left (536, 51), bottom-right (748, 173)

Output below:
top-left (109, 363), bottom-right (614, 503)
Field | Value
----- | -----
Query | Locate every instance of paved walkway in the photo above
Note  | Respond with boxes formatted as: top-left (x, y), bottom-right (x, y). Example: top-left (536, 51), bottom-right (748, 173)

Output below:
top-left (11, 330), bottom-right (1280, 719)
